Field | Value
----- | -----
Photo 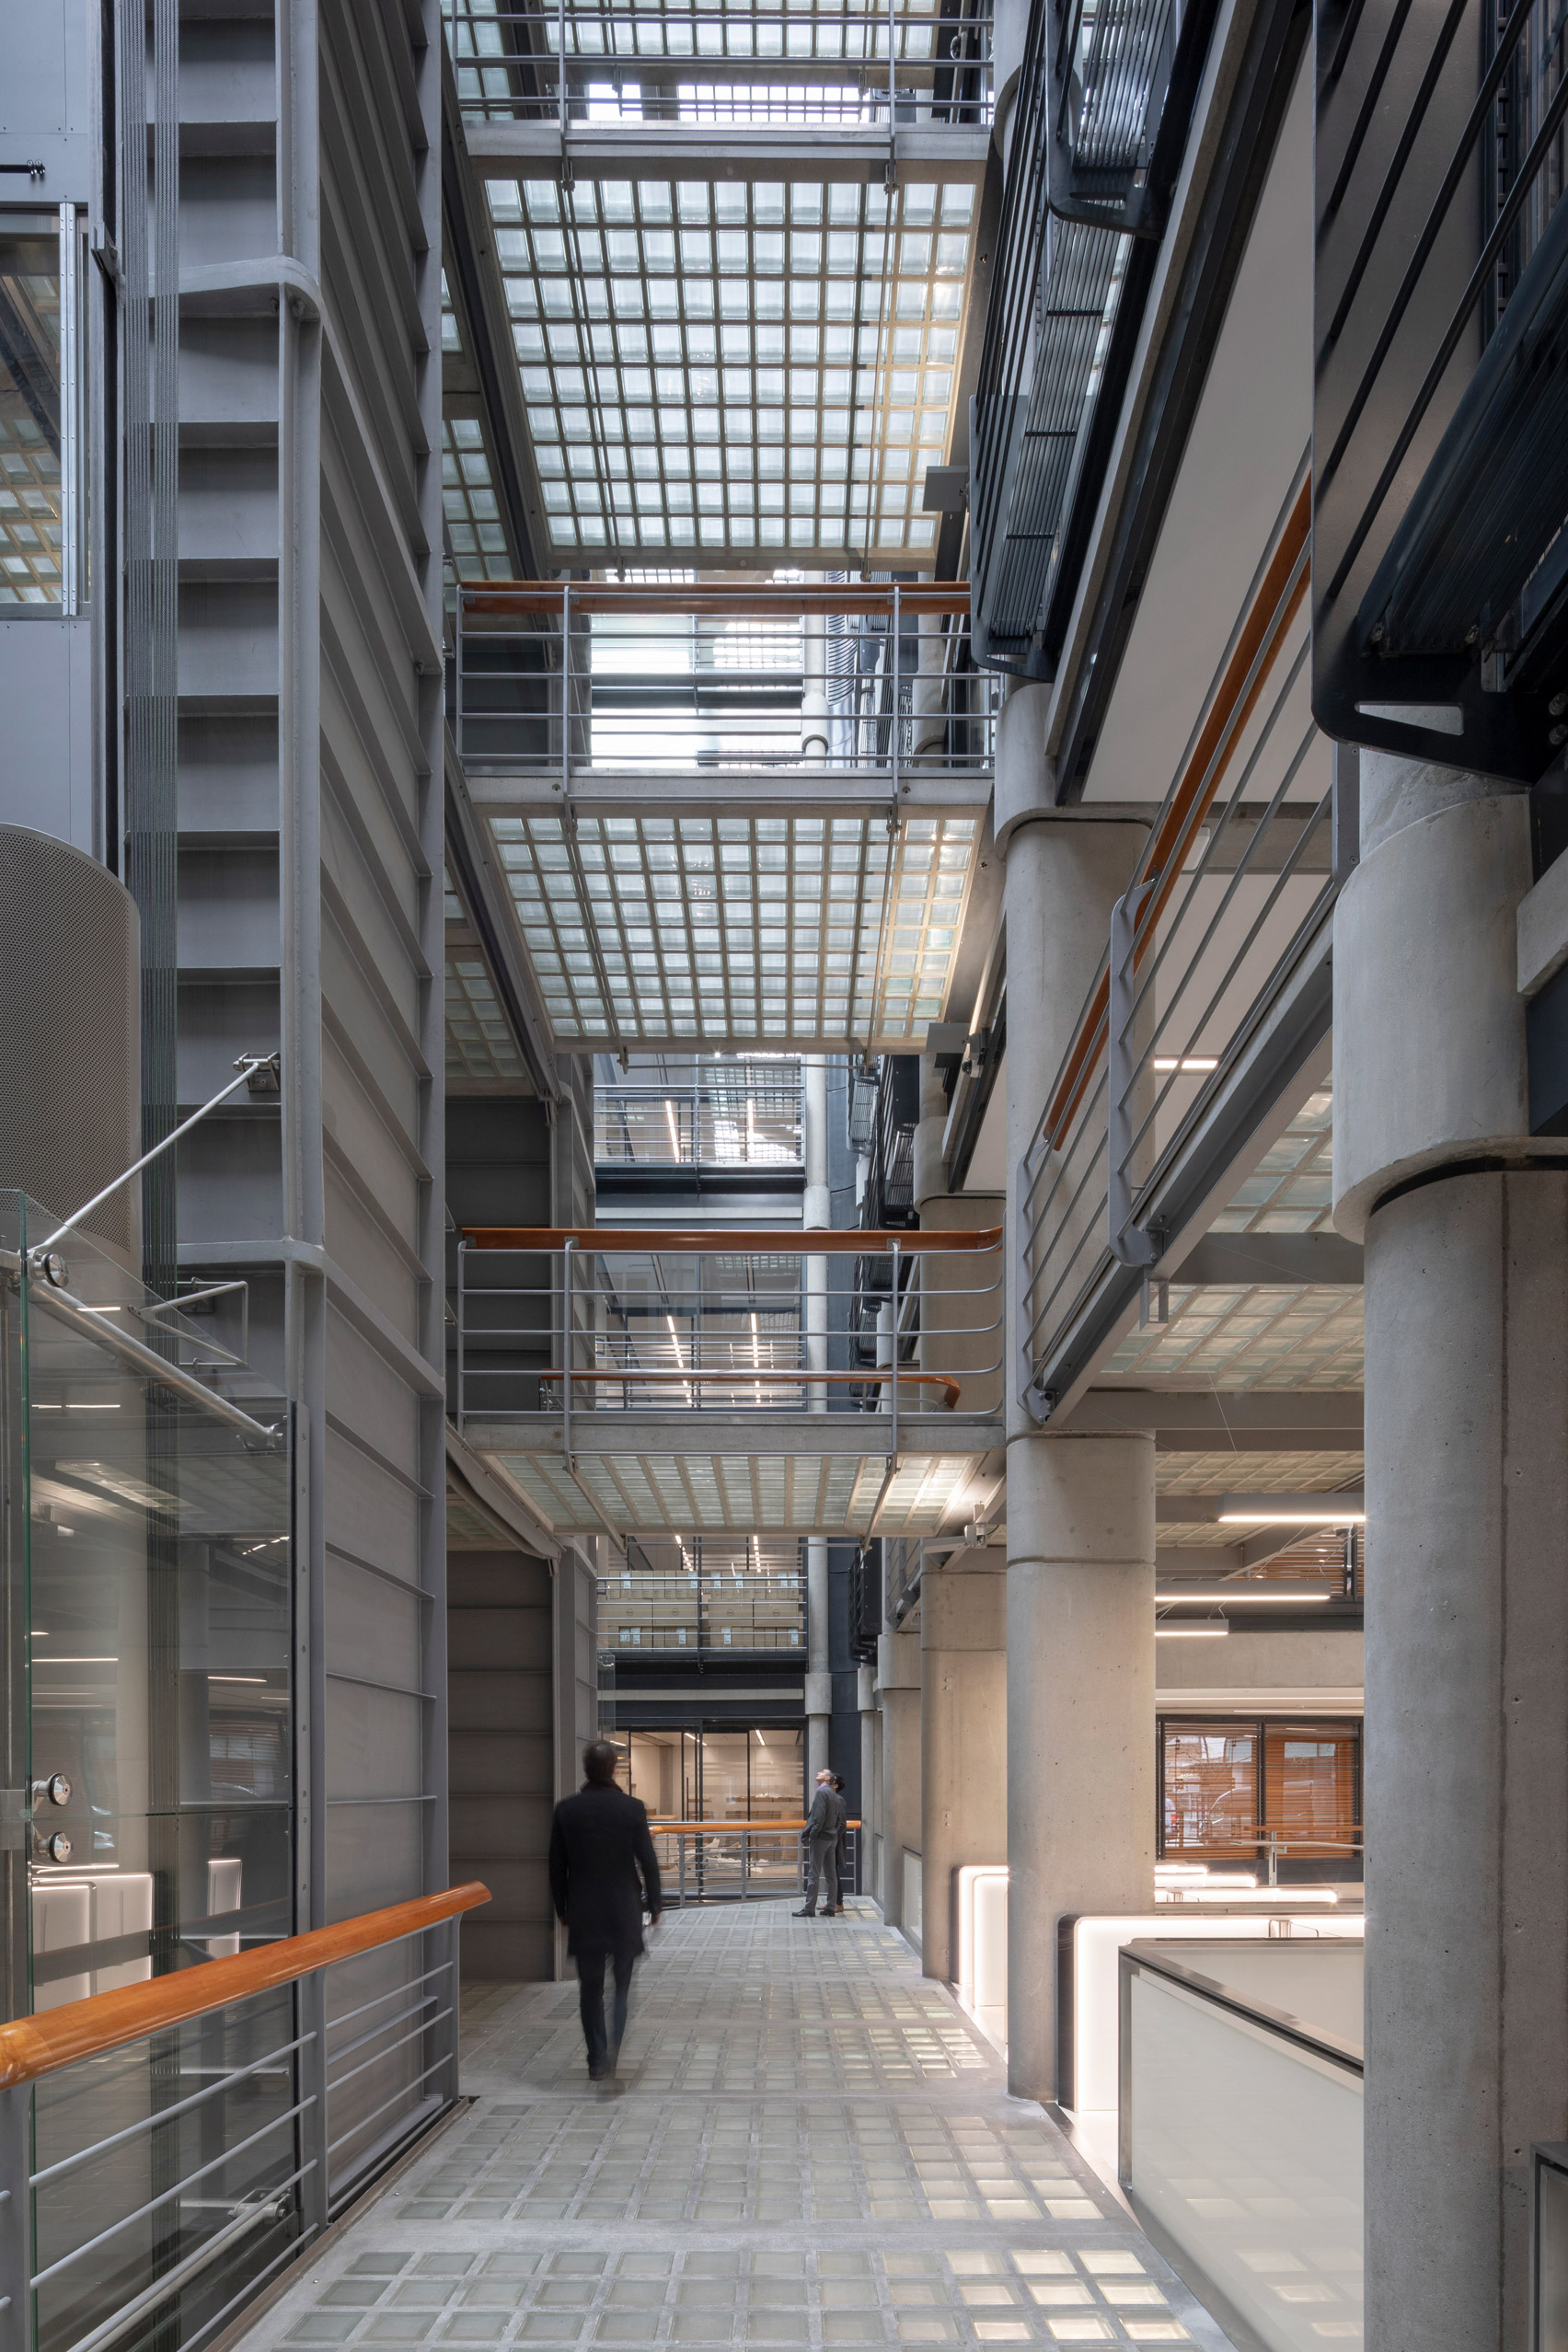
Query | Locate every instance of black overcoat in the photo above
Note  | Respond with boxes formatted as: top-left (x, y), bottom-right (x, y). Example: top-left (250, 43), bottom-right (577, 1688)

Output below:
top-left (548, 1782), bottom-right (663, 1959)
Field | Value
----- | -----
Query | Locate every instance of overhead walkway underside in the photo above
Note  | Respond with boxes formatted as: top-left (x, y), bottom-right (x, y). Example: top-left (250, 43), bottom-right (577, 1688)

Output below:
top-left (235, 1902), bottom-right (1228, 2352)
top-left (464, 1416), bottom-right (1001, 1536)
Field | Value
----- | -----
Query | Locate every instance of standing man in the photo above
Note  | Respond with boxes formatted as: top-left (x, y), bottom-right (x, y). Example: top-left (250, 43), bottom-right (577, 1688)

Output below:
top-left (794, 1767), bottom-right (845, 1919)
top-left (831, 1772), bottom-right (850, 1914)
top-left (549, 1740), bottom-right (663, 2080)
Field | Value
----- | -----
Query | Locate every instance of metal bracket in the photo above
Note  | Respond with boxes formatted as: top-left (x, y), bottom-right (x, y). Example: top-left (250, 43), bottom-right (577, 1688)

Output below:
top-left (133, 1278), bottom-right (251, 1370)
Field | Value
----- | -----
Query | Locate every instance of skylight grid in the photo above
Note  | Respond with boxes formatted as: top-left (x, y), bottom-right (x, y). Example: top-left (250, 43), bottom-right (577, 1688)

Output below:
top-left (447, 955), bottom-right (528, 1082)
top-left (486, 174), bottom-right (974, 561)
top-left (443, 416), bottom-right (515, 581)
top-left (487, 810), bottom-right (974, 1045)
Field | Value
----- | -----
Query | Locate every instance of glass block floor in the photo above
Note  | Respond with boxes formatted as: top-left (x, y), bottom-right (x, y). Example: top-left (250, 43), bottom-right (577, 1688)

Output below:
top-left (239, 1903), bottom-right (1235, 2352)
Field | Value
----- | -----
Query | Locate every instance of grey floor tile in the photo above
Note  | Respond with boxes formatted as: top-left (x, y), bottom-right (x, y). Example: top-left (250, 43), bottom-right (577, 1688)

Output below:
top-left (235, 1902), bottom-right (1240, 2352)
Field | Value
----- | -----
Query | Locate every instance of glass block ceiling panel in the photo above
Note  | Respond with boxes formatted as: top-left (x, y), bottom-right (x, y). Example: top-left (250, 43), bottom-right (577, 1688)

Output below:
top-left (484, 1445), bottom-right (985, 1533)
top-left (486, 174), bottom-right (974, 562)
top-left (445, 865), bottom-right (529, 1085)
top-left (443, 416), bottom-right (516, 581)
top-left (487, 810), bottom-right (975, 1045)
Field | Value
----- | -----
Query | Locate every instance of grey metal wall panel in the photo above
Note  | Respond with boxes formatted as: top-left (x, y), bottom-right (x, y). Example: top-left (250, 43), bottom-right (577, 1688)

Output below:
top-left (0, 623), bottom-right (95, 851)
top-left (449, 1551), bottom-right (555, 1980)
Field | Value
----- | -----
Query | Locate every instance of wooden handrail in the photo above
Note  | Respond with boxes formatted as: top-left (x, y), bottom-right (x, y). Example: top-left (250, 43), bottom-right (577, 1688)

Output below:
top-left (1043, 478), bottom-right (1313, 1150)
top-left (539, 1367), bottom-right (963, 1409)
top-left (0, 1882), bottom-right (492, 2090)
top-left (648, 1819), bottom-right (863, 1832)
top-left (463, 1225), bottom-right (1001, 1254)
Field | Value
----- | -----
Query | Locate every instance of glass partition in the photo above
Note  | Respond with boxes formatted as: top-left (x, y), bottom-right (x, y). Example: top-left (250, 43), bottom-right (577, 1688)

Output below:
top-left (1120, 1943), bottom-right (1363, 2352)
top-left (0, 1193), bottom-right (300, 2352)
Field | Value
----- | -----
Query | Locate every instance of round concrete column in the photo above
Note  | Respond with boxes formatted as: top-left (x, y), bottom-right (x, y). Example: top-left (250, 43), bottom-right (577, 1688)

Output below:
top-left (1000, 715), bottom-right (1155, 2098)
top-left (878, 1624), bottom-right (923, 1931)
top-left (1335, 752), bottom-right (1568, 2348)
top-left (1005, 1435), bottom-right (1154, 2099)
top-left (921, 1565), bottom-right (1008, 1985)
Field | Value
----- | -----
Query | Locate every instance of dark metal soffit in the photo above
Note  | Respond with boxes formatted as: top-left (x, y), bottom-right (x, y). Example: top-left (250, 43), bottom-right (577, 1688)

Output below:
top-left (442, 38), bottom-right (547, 581)
top-left (1053, 0), bottom-right (1311, 800)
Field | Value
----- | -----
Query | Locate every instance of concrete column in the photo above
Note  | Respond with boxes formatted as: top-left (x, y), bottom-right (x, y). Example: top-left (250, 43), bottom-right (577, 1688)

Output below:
top-left (1000, 682), bottom-right (1156, 2100)
top-left (1005, 1436), bottom-right (1155, 2098)
top-left (858, 1663), bottom-right (878, 1898)
top-left (877, 1623), bottom-right (922, 1931)
top-left (920, 1566), bottom-right (1007, 1986)
top-left (1335, 753), bottom-right (1568, 2351)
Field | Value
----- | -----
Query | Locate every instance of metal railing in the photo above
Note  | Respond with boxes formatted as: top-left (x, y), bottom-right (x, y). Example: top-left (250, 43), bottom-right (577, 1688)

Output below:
top-left (1313, 0), bottom-right (1568, 778)
top-left (1017, 478), bottom-right (1338, 1414)
top-left (445, 0), bottom-right (992, 126)
top-left (6, 1886), bottom-right (489, 2352)
top-left (650, 1820), bottom-right (860, 1903)
top-left (455, 1223), bottom-right (1005, 1454)
top-left (599, 1556), bottom-right (807, 1650)
top-left (453, 583), bottom-right (997, 786)
top-left (594, 1067), bottom-right (802, 1169)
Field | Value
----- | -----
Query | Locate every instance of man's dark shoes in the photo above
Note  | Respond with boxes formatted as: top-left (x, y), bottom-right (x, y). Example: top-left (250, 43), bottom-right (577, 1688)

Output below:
top-left (792, 1908), bottom-right (815, 1919)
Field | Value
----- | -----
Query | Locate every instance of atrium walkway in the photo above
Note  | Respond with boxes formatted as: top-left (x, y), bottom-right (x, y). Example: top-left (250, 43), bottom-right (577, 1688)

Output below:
top-left (237, 1904), bottom-right (1231, 2352)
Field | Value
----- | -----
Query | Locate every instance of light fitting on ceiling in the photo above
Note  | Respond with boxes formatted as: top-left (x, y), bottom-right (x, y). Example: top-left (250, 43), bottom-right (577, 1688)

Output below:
top-left (1216, 1492), bottom-right (1366, 1524)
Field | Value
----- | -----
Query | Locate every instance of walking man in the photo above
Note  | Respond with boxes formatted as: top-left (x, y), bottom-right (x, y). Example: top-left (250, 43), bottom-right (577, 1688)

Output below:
top-left (794, 1767), bottom-right (845, 1918)
top-left (548, 1740), bottom-right (663, 2080)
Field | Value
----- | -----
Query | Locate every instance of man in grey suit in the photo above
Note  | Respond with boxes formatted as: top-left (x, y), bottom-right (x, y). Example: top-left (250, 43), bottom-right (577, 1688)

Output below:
top-left (793, 1768), bottom-right (846, 1918)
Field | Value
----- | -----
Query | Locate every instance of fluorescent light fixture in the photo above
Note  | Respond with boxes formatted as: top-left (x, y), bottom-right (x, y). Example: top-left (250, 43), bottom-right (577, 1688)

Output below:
top-left (1217, 1493), bottom-right (1366, 1524)
top-left (1155, 1624), bottom-right (1229, 1639)
top-left (1157, 1885), bottom-right (1340, 1905)
top-left (1152, 1055), bottom-right (1219, 1073)
top-left (1155, 1582), bottom-right (1336, 1604)
top-left (38, 1656), bottom-right (117, 1665)
top-left (209, 1675), bottom-right (267, 1684)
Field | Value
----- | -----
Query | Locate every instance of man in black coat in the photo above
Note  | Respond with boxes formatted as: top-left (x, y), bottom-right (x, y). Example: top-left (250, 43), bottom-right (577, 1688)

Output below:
top-left (548, 1741), bottom-right (663, 2080)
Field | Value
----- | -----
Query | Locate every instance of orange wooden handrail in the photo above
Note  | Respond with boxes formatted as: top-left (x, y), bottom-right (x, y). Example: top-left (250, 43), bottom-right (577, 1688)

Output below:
top-left (538, 1366), bottom-right (963, 1409)
top-left (1043, 478), bottom-right (1313, 1150)
top-left (0, 1882), bottom-right (492, 2090)
top-left (647, 1819), bottom-right (863, 1832)
top-left (463, 1225), bottom-right (1001, 1254)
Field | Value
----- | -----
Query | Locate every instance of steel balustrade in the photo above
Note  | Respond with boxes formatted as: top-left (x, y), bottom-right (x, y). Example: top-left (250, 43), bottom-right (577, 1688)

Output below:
top-left (445, 0), bottom-right (993, 127)
top-left (453, 583), bottom-right (997, 789)
top-left (594, 1066), bottom-right (804, 1168)
top-left (455, 1222), bottom-right (1003, 1431)
top-left (1015, 476), bottom-right (1341, 1419)
top-left (648, 1820), bottom-right (861, 1904)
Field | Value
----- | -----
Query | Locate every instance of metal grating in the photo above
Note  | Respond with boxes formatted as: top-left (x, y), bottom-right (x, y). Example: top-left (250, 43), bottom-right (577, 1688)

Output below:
top-left (483, 1445), bottom-right (986, 1531)
top-left (445, 864), bottom-right (530, 1085)
top-left (486, 809), bottom-right (976, 1044)
top-left (1099, 1284), bottom-right (1363, 1388)
top-left (483, 173), bottom-right (973, 563)
top-left (1206, 1085), bottom-right (1334, 1234)
top-left (444, 415), bottom-right (517, 582)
